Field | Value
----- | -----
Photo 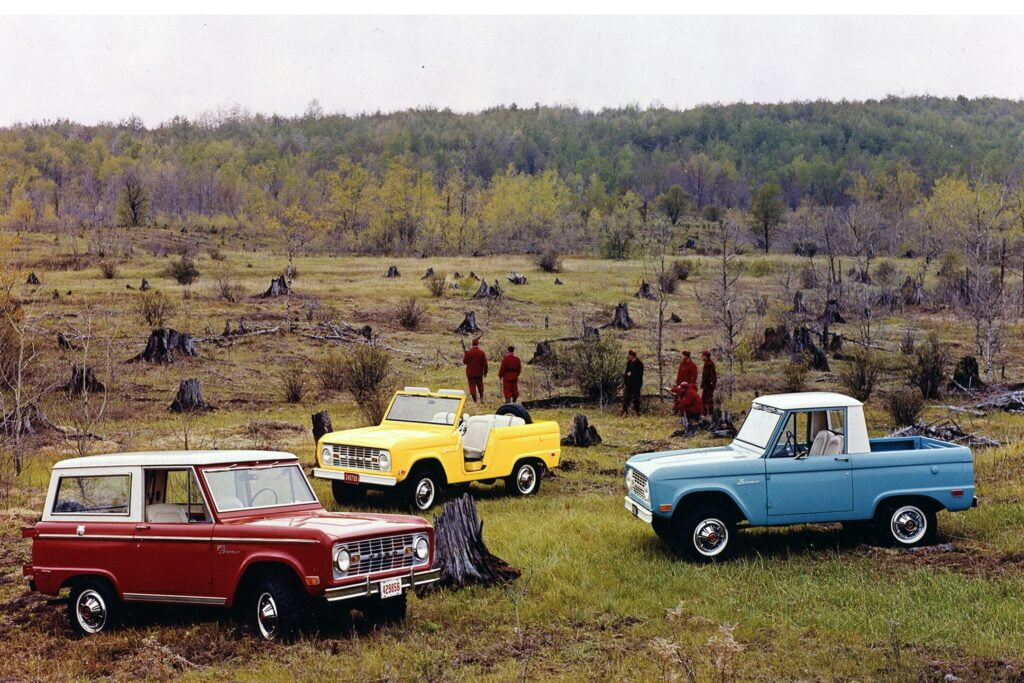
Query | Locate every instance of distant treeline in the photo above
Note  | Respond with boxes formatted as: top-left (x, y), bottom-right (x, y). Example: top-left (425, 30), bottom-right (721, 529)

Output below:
top-left (1, 96), bottom-right (1023, 254)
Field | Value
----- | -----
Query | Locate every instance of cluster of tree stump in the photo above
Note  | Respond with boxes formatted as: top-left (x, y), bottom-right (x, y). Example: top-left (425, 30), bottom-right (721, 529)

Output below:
top-left (473, 280), bottom-right (504, 299)
top-left (130, 328), bottom-right (197, 363)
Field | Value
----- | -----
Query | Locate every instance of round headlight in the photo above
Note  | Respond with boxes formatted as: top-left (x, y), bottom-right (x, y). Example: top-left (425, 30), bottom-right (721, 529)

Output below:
top-left (414, 536), bottom-right (429, 561)
top-left (321, 446), bottom-right (332, 464)
top-left (378, 451), bottom-right (391, 471)
top-left (335, 548), bottom-right (351, 572)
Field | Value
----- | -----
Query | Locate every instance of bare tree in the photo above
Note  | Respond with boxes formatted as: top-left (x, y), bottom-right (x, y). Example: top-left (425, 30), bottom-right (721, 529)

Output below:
top-left (696, 219), bottom-right (747, 405)
top-left (642, 215), bottom-right (676, 401)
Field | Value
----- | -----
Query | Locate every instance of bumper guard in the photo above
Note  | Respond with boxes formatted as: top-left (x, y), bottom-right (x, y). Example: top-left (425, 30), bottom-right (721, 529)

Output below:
top-left (323, 567), bottom-right (442, 603)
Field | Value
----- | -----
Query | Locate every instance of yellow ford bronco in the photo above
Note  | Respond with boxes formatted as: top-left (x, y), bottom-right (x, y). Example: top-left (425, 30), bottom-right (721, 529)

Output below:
top-left (313, 388), bottom-right (561, 511)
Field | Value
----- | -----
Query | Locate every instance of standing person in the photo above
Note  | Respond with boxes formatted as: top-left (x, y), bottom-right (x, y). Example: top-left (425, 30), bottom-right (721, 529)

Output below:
top-left (675, 350), bottom-right (698, 386)
top-left (621, 349), bottom-right (644, 416)
top-left (462, 338), bottom-right (488, 402)
top-left (497, 346), bottom-right (522, 403)
top-left (700, 349), bottom-right (717, 416)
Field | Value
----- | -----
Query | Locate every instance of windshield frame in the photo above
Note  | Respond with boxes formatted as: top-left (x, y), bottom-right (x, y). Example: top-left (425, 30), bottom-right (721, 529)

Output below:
top-left (200, 462), bottom-right (320, 514)
top-left (733, 403), bottom-right (784, 453)
top-left (383, 393), bottom-right (464, 426)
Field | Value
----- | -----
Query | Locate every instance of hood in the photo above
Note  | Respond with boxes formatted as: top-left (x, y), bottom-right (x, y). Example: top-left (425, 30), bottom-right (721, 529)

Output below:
top-left (627, 443), bottom-right (762, 477)
top-left (222, 509), bottom-right (431, 542)
top-left (322, 424), bottom-right (454, 451)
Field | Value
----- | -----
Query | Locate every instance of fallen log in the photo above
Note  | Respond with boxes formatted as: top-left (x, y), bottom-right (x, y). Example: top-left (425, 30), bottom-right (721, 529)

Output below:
top-left (561, 414), bottom-right (602, 447)
top-left (129, 328), bottom-right (198, 363)
top-left (507, 272), bottom-right (527, 285)
top-left (427, 494), bottom-right (520, 590)
top-left (889, 417), bottom-right (999, 447)
top-left (975, 391), bottom-right (1024, 413)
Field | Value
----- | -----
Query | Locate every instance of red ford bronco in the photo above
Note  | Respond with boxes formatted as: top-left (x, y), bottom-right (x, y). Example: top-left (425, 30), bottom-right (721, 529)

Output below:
top-left (21, 450), bottom-right (440, 639)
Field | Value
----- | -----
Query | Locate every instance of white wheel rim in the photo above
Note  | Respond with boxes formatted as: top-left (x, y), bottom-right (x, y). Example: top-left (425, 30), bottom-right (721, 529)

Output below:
top-left (76, 589), bottom-right (107, 633)
top-left (414, 478), bottom-right (435, 510)
top-left (256, 592), bottom-right (278, 639)
top-left (890, 505), bottom-right (927, 544)
top-left (693, 518), bottom-right (729, 557)
top-left (516, 465), bottom-right (537, 494)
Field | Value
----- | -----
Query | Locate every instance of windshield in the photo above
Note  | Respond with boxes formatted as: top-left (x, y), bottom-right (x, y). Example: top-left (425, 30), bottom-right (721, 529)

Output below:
top-left (202, 464), bottom-right (317, 512)
top-left (734, 404), bottom-right (782, 450)
top-left (386, 395), bottom-right (462, 425)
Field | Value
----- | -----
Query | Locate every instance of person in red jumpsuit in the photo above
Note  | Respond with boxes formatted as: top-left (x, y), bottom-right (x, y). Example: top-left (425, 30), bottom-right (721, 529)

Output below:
top-left (700, 349), bottom-right (718, 416)
top-left (675, 350), bottom-right (698, 387)
top-left (462, 338), bottom-right (488, 402)
top-left (672, 381), bottom-right (703, 424)
top-left (497, 346), bottom-right (522, 402)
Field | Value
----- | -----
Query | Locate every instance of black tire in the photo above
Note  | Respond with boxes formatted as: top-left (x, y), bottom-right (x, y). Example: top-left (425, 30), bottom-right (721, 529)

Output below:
top-left (250, 573), bottom-right (305, 641)
top-left (506, 460), bottom-right (542, 496)
top-left (651, 516), bottom-right (682, 552)
top-left (496, 403), bottom-right (532, 424)
top-left (404, 466), bottom-right (444, 512)
top-left (875, 501), bottom-right (937, 548)
top-left (68, 578), bottom-right (121, 636)
top-left (331, 480), bottom-right (367, 506)
top-left (667, 507), bottom-right (738, 563)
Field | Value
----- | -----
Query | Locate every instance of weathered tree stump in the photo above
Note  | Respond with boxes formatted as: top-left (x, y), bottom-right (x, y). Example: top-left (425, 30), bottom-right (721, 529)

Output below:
top-left (828, 333), bottom-right (844, 354)
top-left (468, 271), bottom-right (480, 281)
top-left (792, 326), bottom-right (829, 371)
top-left (529, 340), bottom-right (553, 365)
top-left (819, 299), bottom-right (846, 324)
top-left (140, 278), bottom-right (151, 291)
top-left (1, 404), bottom-right (57, 436)
top-left (582, 326), bottom-right (600, 341)
top-left (792, 290), bottom-right (805, 313)
top-left (421, 267), bottom-right (435, 280)
top-left (428, 494), bottom-right (520, 590)
top-left (900, 276), bottom-right (923, 306)
top-left (757, 326), bottom-right (791, 357)
top-left (668, 312), bottom-right (682, 323)
top-left (57, 332), bottom-right (79, 350)
top-left (63, 365), bottom-right (106, 395)
top-left (385, 265), bottom-right (401, 278)
top-left (554, 277), bottom-right (563, 285)
top-left (131, 328), bottom-right (197, 364)
top-left (359, 325), bottom-right (373, 340)
top-left (312, 410), bottom-right (334, 446)
top-left (169, 378), bottom-right (211, 413)
top-left (561, 414), bottom-right (602, 447)
top-left (507, 272), bottom-right (527, 285)
top-left (452, 271), bottom-right (463, 280)
top-left (26, 272), bottom-right (40, 285)
top-left (473, 280), bottom-right (503, 299)
top-left (261, 276), bottom-right (290, 298)
top-left (634, 281), bottom-right (656, 300)
top-left (951, 356), bottom-right (982, 391)
top-left (606, 303), bottom-right (635, 330)
top-left (455, 311), bottom-right (481, 334)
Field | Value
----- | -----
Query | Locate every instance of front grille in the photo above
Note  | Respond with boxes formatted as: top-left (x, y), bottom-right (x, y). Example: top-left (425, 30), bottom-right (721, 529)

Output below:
top-left (338, 534), bottom-right (419, 577)
top-left (628, 469), bottom-right (650, 502)
top-left (329, 444), bottom-right (384, 471)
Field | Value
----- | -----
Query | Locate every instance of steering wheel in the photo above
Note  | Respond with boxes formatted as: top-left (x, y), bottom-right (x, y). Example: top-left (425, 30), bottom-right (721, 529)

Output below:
top-left (251, 488), bottom-right (279, 506)
top-left (785, 430), bottom-right (795, 457)
top-left (458, 415), bottom-right (468, 437)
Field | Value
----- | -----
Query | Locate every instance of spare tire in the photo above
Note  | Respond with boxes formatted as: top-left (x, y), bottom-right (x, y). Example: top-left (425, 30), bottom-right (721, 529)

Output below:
top-left (496, 403), bottom-right (532, 424)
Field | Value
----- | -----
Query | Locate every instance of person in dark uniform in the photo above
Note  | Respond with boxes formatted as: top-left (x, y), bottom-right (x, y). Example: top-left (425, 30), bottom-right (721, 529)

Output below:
top-left (497, 346), bottom-right (522, 402)
top-left (700, 349), bottom-right (717, 416)
top-left (621, 349), bottom-right (644, 416)
top-left (462, 338), bottom-right (488, 402)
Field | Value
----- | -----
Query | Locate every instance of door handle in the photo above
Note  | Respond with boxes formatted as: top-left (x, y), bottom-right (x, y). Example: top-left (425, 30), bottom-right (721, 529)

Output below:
top-left (135, 524), bottom-right (150, 531)
top-left (834, 456), bottom-right (850, 462)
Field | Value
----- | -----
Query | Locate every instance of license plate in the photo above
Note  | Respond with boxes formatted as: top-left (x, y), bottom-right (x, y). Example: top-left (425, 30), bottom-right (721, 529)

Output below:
top-left (343, 472), bottom-right (359, 484)
top-left (379, 577), bottom-right (403, 599)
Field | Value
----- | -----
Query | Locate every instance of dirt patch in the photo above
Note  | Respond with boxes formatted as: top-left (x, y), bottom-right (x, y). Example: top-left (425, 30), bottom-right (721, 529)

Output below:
top-left (867, 544), bottom-right (1024, 580)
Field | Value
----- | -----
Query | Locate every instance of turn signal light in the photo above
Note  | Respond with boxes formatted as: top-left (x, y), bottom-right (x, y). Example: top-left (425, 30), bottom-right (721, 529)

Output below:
top-left (304, 576), bottom-right (320, 586)
top-left (659, 504), bottom-right (672, 512)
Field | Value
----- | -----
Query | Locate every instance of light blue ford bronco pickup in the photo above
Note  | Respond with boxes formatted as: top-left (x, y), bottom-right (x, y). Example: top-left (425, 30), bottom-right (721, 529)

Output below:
top-left (625, 392), bottom-right (977, 561)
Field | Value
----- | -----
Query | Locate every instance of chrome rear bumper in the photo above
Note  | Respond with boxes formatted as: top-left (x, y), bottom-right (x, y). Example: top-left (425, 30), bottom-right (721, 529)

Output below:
top-left (323, 567), bottom-right (442, 602)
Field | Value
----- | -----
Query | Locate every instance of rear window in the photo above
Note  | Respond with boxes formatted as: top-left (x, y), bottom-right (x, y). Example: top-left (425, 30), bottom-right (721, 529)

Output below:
top-left (53, 474), bottom-right (131, 515)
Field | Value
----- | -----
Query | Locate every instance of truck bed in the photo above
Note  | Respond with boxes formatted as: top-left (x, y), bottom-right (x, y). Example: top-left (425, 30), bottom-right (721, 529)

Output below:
top-left (868, 436), bottom-right (959, 452)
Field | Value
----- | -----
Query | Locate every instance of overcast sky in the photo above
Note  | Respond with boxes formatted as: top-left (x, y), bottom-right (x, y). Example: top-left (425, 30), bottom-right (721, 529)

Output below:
top-left (1, 15), bottom-right (1022, 126)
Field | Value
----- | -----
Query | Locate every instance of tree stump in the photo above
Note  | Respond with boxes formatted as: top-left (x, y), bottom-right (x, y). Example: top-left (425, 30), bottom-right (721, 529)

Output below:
top-left (828, 333), bottom-right (844, 354)
top-left (792, 326), bottom-right (829, 371)
top-left (63, 365), bottom-right (106, 395)
top-left (455, 311), bottom-right (481, 334)
top-left (634, 281), bottom-right (656, 300)
top-left (359, 324), bottom-right (373, 340)
top-left (57, 332), bottom-right (79, 350)
top-left (468, 271), bottom-right (480, 281)
top-left (529, 340), bottom-right (553, 365)
top-left (952, 356), bottom-right (982, 391)
top-left (26, 272), bottom-right (40, 285)
top-left (560, 414), bottom-right (602, 447)
top-left (312, 410), bottom-right (334, 446)
top-left (668, 312), bottom-right (682, 323)
top-left (421, 267), bottom-right (435, 280)
top-left (554, 277), bottom-right (563, 285)
top-left (582, 326), bottom-right (599, 341)
top-left (385, 265), bottom-right (401, 278)
top-left (452, 272), bottom-right (463, 280)
top-left (130, 328), bottom-right (197, 363)
top-left (900, 276), bottom-right (923, 306)
top-left (169, 378), bottom-right (211, 413)
top-left (607, 303), bottom-right (635, 330)
top-left (792, 290), bottom-right (805, 313)
top-left (140, 278), bottom-right (151, 291)
top-left (428, 494), bottom-right (520, 590)
top-left (757, 326), bottom-right (791, 357)
top-left (1, 404), bottom-right (56, 436)
top-left (819, 299), bottom-right (846, 324)
top-left (261, 276), bottom-right (290, 298)
top-left (507, 272), bottom-right (527, 285)
top-left (473, 280), bottom-right (503, 299)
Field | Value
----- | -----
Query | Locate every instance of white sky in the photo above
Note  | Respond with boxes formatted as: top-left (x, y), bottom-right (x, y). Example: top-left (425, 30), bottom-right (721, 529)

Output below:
top-left (0, 15), bottom-right (1022, 126)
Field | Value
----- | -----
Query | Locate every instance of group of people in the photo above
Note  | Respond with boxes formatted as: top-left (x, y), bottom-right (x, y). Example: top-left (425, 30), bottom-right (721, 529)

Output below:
top-left (461, 338), bottom-right (522, 403)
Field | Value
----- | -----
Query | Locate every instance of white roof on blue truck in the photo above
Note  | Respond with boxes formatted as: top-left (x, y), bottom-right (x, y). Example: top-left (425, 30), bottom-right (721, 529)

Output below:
top-left (53, 450), bottom-right (298, 469)
top-left (754, 392), bottom-right (862, 410)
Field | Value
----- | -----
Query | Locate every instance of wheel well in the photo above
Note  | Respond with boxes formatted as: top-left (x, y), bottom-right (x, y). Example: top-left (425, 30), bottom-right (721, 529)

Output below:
top-left (874, 495), bottom-right (942, 518)
top-left (232, 561), bottom-right (304, 606)
top-left (513, 457), bottom-right (546, 476)
top-left (60, 574), bottom-right (116, 594)
top-left (675, 491), bottom-right (746, 524)
top-left (409, 458), bottom-right (447, 485)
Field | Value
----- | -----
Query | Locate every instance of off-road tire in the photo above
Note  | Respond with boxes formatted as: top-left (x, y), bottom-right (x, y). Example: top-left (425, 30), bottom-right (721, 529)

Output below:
top-left (404, 467), bottom-right (444, 512)
top-left (331, 480), bottom-right (367, 506)
top-left (68, 578), bottom-right (121, 636)
top-left (250, 573), bottom-right (305, 641)
top-left (670, 507), bottom-right (738, 563)
top-left (875, 501), bottom-right (937, 548)
top-left (506, 460), bottom-right (542, 496)
top-left (496, 403), bottom-right (532, 424)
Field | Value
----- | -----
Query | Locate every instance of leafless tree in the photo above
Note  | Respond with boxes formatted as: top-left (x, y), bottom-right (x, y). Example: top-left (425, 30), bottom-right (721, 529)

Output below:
top-left (696, 219), bottom-right (747, 405)
top-left (642, 215), bottom-right (675, 401)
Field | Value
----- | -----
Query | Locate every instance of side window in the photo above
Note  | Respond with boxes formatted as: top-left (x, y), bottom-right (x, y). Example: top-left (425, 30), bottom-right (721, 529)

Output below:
top-left (144, 469), bottom-right (210, 523)
top-left (53, 474), bottom-right (130, 515)
top-left (771, 412), bottom-right (811, 457)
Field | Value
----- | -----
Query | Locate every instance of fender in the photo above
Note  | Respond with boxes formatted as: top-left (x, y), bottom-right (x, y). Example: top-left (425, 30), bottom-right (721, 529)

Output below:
top-left (44, 567), bottom-right (123, 596)
top-left (404, 453), bottom-right (451, 484)
top-left (226, 552), bottom-right (313, 606)
top-left (670, 484), bottom-right (756, 523)
top-left (869, 486), bottom-right (970, 517)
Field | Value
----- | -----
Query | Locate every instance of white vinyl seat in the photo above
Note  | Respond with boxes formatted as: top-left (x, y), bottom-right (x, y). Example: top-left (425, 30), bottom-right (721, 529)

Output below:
top-left (218, 496), bottom-right (245, 511)
top-left (808, 430), bottom-right (831, 456)
top-left (462, 414), bottom-right (526, 460)
top-left (146, 503), bottom-right (188, 523)
top-left (824, 432), bottom-right (844, 456)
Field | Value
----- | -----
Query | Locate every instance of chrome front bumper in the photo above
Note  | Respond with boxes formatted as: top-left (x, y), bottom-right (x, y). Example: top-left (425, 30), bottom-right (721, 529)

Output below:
top-left (323, 567), bottom-right (442, 602)
top-left (624, 496), bottom-right (653, 523)
top-left (312, 467), bottom-right (397, 487)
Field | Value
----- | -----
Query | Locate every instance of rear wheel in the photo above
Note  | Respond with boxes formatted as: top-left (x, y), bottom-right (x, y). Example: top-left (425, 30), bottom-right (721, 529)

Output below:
top-left (68, 578), bottom-right (121, 636)
top-left (876, 502), bottom-right (936, 548)
top-left (331, 480), bottom-right (367, 506)
top-left (404, 467), bottom-right (444, 512)
top-left (506, 460), bottom-right (541, 496)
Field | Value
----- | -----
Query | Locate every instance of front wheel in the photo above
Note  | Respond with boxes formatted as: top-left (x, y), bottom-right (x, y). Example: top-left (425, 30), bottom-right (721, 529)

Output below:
top-left (669, 508), bottom-right (738, 563)
top-left (405, 469), bottom-right (444, 512)
top-left (331, 480), bottom-right (367, 506)
top-left (369, 593), bottom-right (408, 627)
top-left (250, 574), bottom-right (304, 641)
top-left (876, 502), bottom-right (937, 548)
top-left (506, 460), bottom-right (541, 496)
top-left (68, 579), bottom-right (121, 636)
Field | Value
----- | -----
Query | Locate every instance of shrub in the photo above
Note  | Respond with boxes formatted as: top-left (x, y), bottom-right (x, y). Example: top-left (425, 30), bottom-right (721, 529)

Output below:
top-left (781, 355), bottom-right (810, 393)
top-left (99, 261), bottom-right (118, 279)
top-left (279, 364), bottom-right (308, 403)
top-left (657, 272), bottom-right (677, 294)
top-left (799, 266), bottom-right (818, 290)
top-left (837, 349), bottom-right (881, 401)
top-left (166, 256), bottom-right (200, 286)
top-left (557, 336), bottom-right (623, 401)
top-left (136, 290), bottom-right (176, 328)
top-left (744, 257), bottom-right (776, 277)
top-left (905, 332), bottom-right (947, 399)
top-left (315, 350), bottom-right (347, 392)
top-left (670, 259), bottom-right (693, 281)
top-left (425, 272), bottom-right (447, 298)
top-left (340, 345), bottom-right (394, 424)
top-left (884, 388), bottom-right (924, 427)
top-left (791, 239), bottom-right (819, 257)
top-left (534, 249), bottom-right (562, 273)
top-left (873, 260), bottom-right (897, 287)
top-left (213, 274), bottom-right (245, 302)
top-left (207, 247), bottom-right (226, 261)
top-left (395, 298), bottom-right (427, 330)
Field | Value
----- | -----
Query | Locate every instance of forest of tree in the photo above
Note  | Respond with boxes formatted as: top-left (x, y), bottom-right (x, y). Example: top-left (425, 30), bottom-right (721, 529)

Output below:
top-left (2, 95), bottom-right (1024, 256)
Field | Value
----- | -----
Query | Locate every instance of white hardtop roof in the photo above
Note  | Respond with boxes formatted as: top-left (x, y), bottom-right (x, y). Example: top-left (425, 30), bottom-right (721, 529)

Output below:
top-left (754, 392), bottom-right (862, 410)
top-left (53, 450), bottom-right (297, 470)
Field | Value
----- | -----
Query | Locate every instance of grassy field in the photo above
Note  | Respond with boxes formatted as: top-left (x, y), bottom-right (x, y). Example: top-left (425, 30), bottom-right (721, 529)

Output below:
top-left (2, 230), bottom-right (1023, 681)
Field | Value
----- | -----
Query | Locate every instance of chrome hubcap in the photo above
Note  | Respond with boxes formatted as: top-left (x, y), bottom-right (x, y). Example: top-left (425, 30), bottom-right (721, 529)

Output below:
top-left (693, 518), bottom-right (729, 556)
top-left (76, 589), bottom-right (107, 633)
top-left (414, 478), bottom-right (435, 509)
top-left (517, 465), bottom-right (536, 493)
top-left (891, 505), bottom-right (927, 544)
top-left (256, 592), bottom-right (278, 639)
